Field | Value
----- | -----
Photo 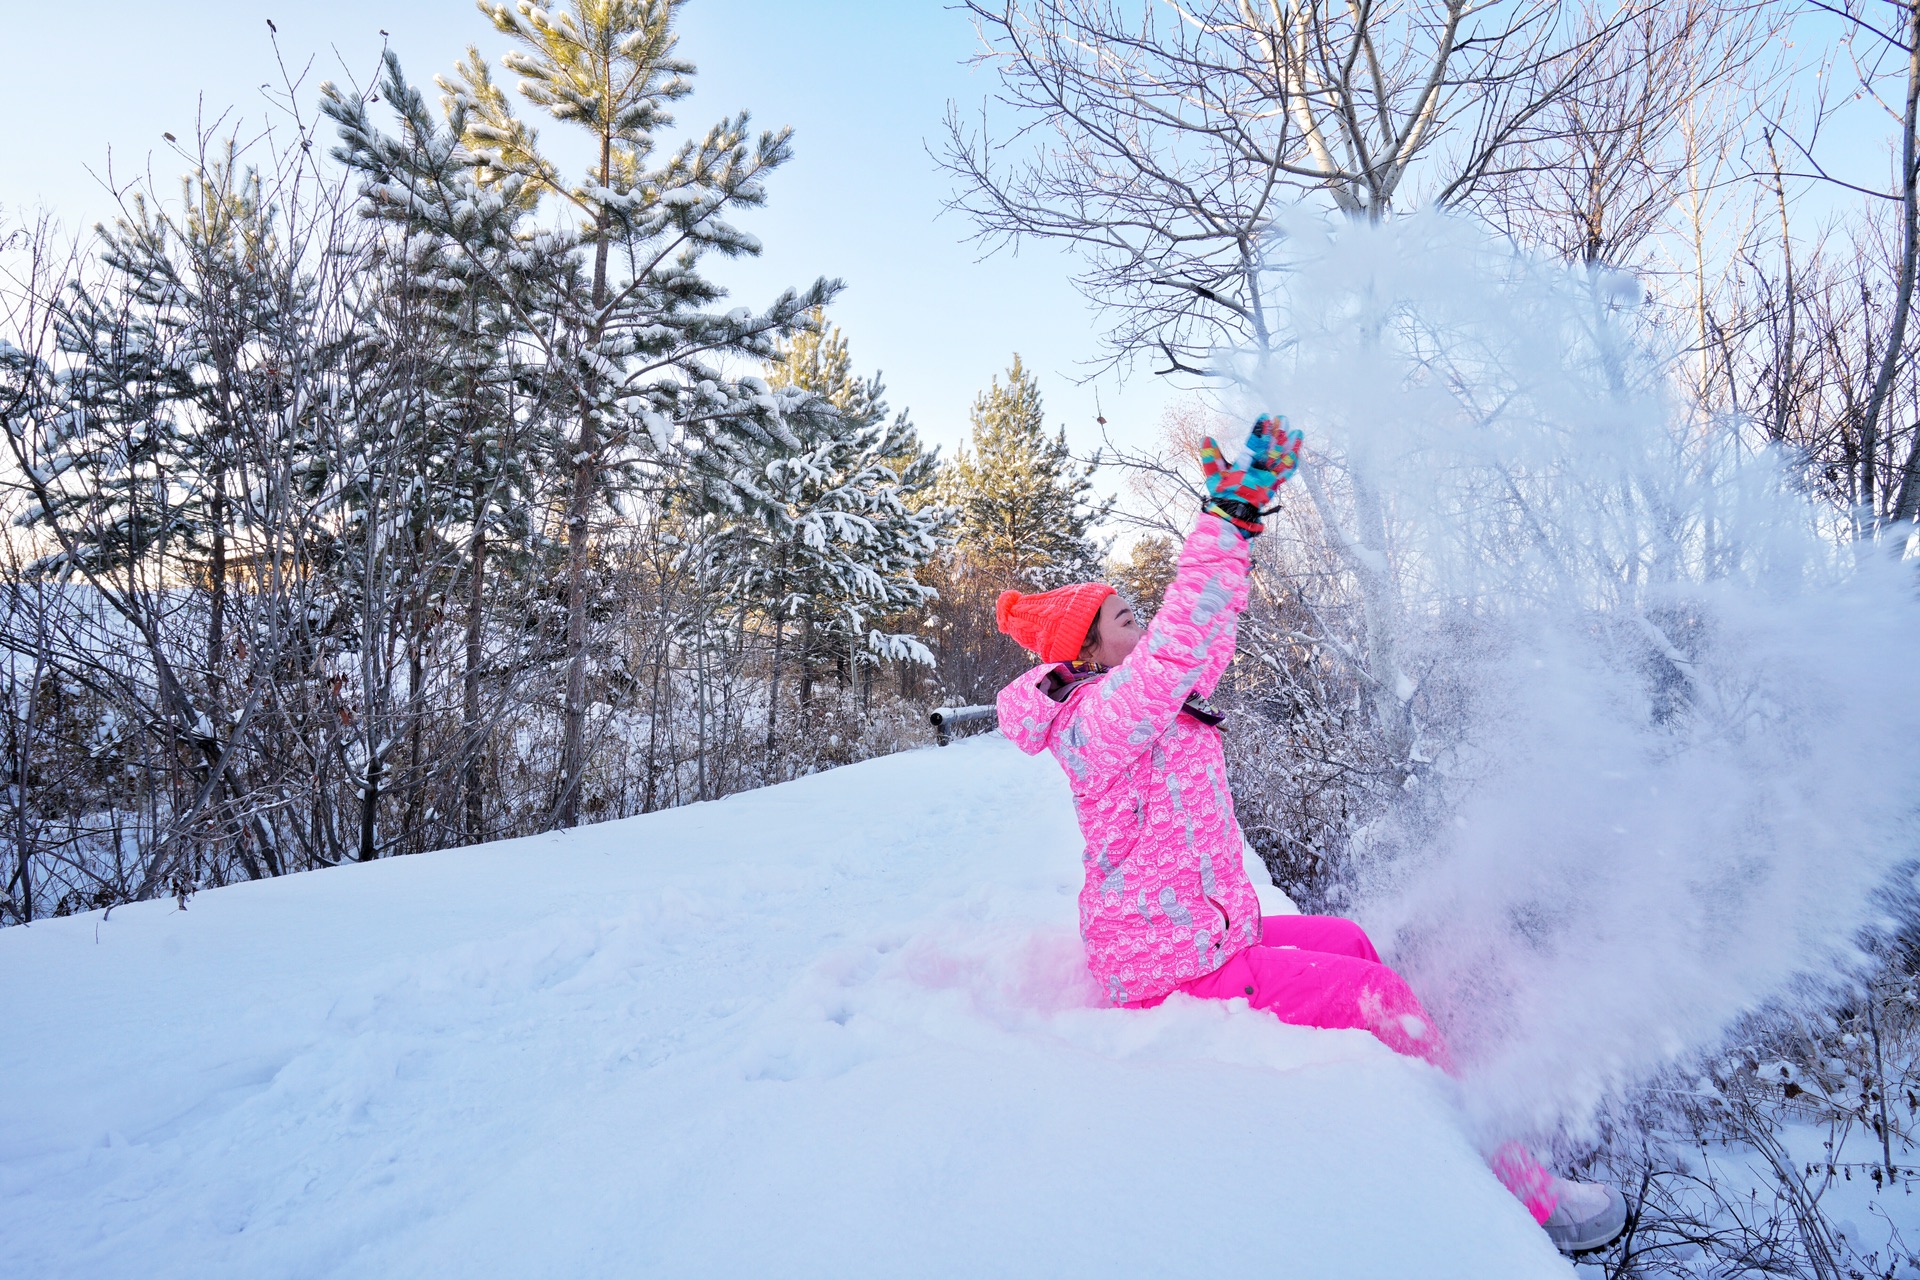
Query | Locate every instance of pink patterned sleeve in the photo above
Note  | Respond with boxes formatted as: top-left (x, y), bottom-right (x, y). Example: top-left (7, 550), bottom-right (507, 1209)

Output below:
top-left (1060, 513), bottom-right (1251, 775)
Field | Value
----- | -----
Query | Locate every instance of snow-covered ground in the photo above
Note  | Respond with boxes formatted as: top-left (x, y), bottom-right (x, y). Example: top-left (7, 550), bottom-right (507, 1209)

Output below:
top-left (2, 735), bottom-right (1573, 1278)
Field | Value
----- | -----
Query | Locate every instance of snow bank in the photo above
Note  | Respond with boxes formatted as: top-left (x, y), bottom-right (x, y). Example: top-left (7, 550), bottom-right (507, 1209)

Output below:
top-left (1, 737), bottom-right (1569, 1278)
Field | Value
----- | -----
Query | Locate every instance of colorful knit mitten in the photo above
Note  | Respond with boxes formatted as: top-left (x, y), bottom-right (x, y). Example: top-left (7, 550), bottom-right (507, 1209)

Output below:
top-left (1200, 413), bottom-right (1304, 537)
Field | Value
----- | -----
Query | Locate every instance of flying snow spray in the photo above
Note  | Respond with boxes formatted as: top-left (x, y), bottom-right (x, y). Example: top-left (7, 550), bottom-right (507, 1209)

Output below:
top-left (1249, 213), bottom-right (1920, 1146)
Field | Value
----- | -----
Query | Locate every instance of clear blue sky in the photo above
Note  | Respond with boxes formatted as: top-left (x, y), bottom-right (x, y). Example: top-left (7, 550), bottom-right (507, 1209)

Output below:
top-left (1, 0), bottom-right (1183, 464)
top-left (6, 3), bottom-right (1898, 472)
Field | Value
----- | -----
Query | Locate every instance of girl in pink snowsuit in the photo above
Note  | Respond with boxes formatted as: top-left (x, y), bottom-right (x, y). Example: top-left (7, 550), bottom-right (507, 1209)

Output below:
top-left (993, 415), bottom-right (1626, 1255)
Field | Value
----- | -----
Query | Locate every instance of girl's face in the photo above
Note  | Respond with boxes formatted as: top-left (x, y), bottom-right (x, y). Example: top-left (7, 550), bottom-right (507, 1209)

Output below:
top-left (1087, 592), bottom-right (1144, 667)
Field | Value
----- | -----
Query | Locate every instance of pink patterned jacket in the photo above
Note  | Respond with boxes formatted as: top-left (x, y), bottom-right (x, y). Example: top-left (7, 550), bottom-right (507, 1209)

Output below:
top-left (997, 513), bottom-right (1262, 1006)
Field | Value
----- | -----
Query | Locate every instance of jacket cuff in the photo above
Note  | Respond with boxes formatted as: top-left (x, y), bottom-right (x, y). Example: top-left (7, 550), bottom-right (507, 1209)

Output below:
top-left (1203, 498), bottom-right (1263, 538)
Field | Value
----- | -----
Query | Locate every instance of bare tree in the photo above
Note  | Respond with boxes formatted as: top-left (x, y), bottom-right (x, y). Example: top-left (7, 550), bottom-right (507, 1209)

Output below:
top-left (1462, 0), bottom-right (1775, 271)
top-left (1765, 0), bottom-right (1920, 541)
top-left (940, 0), bottom-right (1755, 777)
top-left (943, 0), bottom-right (1656, 379)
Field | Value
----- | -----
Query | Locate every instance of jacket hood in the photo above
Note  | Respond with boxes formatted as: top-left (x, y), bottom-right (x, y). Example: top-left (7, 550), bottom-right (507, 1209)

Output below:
top-left (996, 662), bottom-right (1080, 755)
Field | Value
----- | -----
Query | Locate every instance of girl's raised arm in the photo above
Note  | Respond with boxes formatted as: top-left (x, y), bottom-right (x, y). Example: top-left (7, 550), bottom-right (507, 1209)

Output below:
top-left (1060, 511), bottom-right (1252, 772)
top-left (1060, 415), bottom-right (1300, 779)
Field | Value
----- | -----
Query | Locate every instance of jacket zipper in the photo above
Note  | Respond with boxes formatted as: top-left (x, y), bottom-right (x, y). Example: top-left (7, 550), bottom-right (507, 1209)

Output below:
top-left (1205, 894), bottom-right (1231, 951)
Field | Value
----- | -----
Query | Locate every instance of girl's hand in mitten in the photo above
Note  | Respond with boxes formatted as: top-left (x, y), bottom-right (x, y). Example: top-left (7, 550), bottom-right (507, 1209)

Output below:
top-left (1263, 414), bottom-right (1303, 487)
top-left (1200, 413), bottom-right (1304, 537)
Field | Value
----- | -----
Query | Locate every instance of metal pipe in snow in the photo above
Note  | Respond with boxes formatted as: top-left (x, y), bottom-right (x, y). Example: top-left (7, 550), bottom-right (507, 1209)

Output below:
top-left (929, 705), bottom-right (996, 745)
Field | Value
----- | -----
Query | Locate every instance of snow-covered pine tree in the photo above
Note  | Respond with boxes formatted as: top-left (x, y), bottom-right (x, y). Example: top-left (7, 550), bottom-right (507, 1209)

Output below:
top-left (725, 311), bottom-right (948, 750)
top-left (452, 1), bottom-right (836, 827)
top-left (325, 3), bottom-right (836, 828)
top-left (3, 149), bottom-right (305, 891)
top-left (21, 150), bottom-right (294, 636)
top-left (408, 223), bottom-right (538, 848)
top-left (916, 357), bottom-right (1110, 701)
top-left (1110, 534), bottom-right (1178, 620)
top-left (941, 355), bottom-right (1109, 588)
top-left (19, 252), bottom-right (196, 584)
top-left (323, 162), bottom-right (544, 861)
top-left (773, 315), bottom-right (945, 510)
top-left (348, 68), bottom-right (559, 850)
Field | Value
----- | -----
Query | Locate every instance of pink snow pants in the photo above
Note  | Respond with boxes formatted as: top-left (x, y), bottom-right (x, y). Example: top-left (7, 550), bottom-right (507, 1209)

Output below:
top-left (1175, 915), bottom-right (1456, 1070)
top-left (1142, 915), bottom-right (1557, 1223)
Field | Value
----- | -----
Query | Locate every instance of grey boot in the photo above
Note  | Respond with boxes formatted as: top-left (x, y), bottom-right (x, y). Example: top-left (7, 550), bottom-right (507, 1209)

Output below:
top-left (1542, 1178), bottom-right (1627, 1255)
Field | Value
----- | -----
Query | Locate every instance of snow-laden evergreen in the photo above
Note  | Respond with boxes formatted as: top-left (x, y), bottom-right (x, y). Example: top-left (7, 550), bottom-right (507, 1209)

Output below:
top-left (940, 354), bottom-right (1109, 587)
top-left (722, 313), bottom-right (951, 729)
top-left (324, 26), bottom-right (842, 827)
top-left (0, 3), bottom-right (956, 919)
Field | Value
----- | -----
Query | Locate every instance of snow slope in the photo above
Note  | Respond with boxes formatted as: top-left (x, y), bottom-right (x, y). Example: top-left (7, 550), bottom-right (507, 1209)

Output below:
top-left (2, 735), bottom-right (1573, 1278)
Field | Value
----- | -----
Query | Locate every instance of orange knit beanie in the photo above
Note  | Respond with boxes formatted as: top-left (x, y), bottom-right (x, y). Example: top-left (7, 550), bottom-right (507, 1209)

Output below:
top-left (994, 583), bottom-right (1115, 663)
